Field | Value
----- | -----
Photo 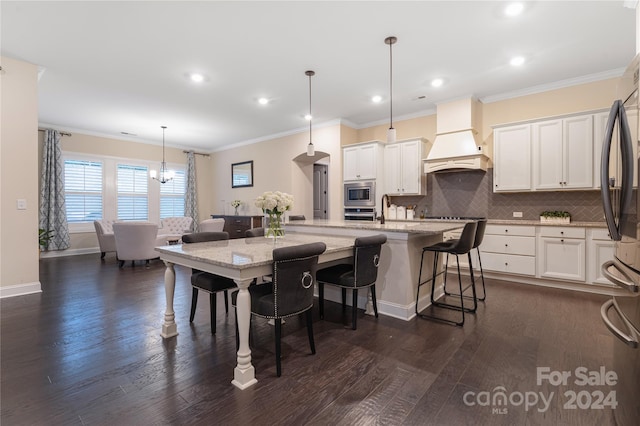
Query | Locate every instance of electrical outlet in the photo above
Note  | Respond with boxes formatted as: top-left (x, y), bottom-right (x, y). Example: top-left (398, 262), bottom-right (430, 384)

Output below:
top-left (513, 211), bottom-right (523, 218)
top-left (16, 199), bottom-right (27, 210)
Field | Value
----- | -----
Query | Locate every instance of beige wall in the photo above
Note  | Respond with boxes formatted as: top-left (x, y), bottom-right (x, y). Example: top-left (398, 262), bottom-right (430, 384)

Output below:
top-left (481, 78), bottom-right (618, 162)
top-left (210, 124), bottom-right (343, 221)
top-left (0, 56), bottom-right (40, 295)
top-left (44, 132), bottom-right (213, 252)
top-left (1, 58), bottom-right (620, 267)
top-left (353, 114), bottom-right (437, 148)
top-left (345, 78), bottom-right (617, 165)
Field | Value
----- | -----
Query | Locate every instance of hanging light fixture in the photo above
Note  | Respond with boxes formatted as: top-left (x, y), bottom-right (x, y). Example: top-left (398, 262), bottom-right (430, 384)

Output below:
top-left (306, 70), bottom-right (315, 156)
top-left (150, 125), bottom-right (174, 183)
top-left (385, 36), bottom-right (397, 143)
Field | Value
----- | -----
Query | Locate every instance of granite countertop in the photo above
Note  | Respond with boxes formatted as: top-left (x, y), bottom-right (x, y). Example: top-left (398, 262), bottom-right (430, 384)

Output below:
top-left (287, 218), bottom-right (608, 231)
top-left (485, 219), bottom-right (606, 228)
top-left (286, 219), bottom-right (470, 235)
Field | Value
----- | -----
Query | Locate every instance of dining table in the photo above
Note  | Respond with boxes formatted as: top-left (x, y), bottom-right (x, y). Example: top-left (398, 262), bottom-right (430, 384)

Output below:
top-left (155, 232), bottom-right (356, 390)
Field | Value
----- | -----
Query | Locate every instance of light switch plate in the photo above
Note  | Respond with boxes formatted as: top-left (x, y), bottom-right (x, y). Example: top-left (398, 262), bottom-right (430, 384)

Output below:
top-left (513, 211), bottom-right (523, 218)
top-left (17, 199), bottom-right (27, 210)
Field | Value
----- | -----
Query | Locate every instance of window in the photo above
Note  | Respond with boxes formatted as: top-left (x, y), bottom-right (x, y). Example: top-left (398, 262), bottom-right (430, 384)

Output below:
top-left (117, 164), bottom-right (148, 220)
top-left (160, 169), bottom-right (186, 218)
top-left (64, 159), bottom-right (103, 223)
top-left (62, 151), bottom-right (186, 232)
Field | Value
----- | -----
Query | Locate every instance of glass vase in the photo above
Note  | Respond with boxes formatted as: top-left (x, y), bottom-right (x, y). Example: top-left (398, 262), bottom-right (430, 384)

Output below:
top-left (264, 213), bottom-right (285, 239)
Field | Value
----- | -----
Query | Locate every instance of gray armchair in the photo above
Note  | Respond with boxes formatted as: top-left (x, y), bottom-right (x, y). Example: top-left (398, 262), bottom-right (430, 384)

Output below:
top-left (113, 222), bottom-right (160, 268)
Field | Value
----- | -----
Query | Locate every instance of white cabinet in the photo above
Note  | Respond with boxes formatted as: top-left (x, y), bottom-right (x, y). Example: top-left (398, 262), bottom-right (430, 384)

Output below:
top-left (587, 228), bottom-right (615, 286)
top-left (533, 115), bottom-right (593, 190)
top-left (493, 124), bottom-right (532, 192)
top-left (343, 142), bottom-right (381, 181)
top-left (384, 139), bottom-right (425, 195)
top-left (537, 226), bottom-right (586, 282)
top-left (480, 225), bottom-right (536, 275)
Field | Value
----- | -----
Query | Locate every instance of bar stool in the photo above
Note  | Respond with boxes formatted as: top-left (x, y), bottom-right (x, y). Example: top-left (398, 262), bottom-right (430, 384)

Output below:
top-left (415, 221), bottom-right (478, 326)
top-left (444, 219), bottom-right (487, 301)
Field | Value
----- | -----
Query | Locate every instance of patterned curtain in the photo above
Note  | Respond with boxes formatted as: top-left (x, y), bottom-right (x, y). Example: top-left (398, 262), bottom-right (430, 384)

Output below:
top-left (184, 151), bottom-right (199, 232)
top-left (39, 129), bottom-right (70, 250)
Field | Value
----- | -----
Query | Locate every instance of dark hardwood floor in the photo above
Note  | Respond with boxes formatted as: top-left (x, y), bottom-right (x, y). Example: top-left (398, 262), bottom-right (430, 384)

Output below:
top-left (1, 254), bottom-right (619, 425)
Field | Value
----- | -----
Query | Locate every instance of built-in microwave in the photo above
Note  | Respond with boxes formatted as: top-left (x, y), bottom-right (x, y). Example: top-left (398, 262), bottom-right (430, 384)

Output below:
top-left (344, 181), bottom-right (376, 207)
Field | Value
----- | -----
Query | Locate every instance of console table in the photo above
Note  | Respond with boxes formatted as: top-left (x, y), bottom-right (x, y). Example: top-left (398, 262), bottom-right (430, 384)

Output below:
top-left (211, 215), bottom-right (262, 239)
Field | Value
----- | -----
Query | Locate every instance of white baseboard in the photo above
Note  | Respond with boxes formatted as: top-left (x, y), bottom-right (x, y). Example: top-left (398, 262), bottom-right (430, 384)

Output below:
top-left (0, 281), bottom-right (42, 298)
top-left (40, 247), bottom-right (100, 258)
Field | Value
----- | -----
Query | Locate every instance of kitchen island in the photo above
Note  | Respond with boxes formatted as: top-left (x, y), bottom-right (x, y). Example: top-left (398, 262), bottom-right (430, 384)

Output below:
top-left (286, 219), bottom-right (471, 321)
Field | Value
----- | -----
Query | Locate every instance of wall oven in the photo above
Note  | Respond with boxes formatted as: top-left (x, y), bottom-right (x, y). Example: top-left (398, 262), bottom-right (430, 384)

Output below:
top-left (344, 207), bottom-right (377, 221)
top-left (344, 181), bottom-right (375, 207)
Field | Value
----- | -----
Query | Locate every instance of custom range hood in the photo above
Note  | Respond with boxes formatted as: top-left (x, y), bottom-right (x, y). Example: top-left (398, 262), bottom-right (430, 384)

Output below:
top-left (424, 98), bottom-right (489, 173)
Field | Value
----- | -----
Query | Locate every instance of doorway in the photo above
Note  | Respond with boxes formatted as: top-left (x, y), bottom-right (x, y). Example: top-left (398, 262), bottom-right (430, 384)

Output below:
top-left (313, 164), bottom-right (328, 219)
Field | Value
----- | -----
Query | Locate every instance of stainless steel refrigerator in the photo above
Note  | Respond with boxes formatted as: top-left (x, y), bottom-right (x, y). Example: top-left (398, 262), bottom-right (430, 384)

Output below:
top-left (600, 53), bottom-right (640, 426)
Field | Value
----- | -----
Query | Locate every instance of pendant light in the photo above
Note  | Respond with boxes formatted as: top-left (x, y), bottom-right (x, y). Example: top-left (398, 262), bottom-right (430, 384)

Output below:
top-left (150, 125), bottom-right (174, 183)
top-left (306, 70), bottom-right (315, 156)
top-left (385, 36), bottom-right (397, 143)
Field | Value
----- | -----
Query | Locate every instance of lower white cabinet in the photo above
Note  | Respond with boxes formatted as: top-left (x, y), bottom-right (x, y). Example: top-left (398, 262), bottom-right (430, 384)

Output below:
top-left (480, 225), bottom-right (536, 276)
top-left (442, 223), bottom-right (615, 291)
top-left (587, 228), bottom-right (615, 286)
top-left (537, 226), bottom-right (586, 282)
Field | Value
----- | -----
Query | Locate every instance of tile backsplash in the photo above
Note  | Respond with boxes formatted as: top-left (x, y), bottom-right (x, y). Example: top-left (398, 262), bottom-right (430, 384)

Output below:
top-left (389, 168), bottom-right (606, 221)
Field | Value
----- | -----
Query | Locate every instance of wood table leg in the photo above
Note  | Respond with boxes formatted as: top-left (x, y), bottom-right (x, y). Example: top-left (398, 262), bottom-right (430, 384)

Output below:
top-left (231, 278), bottom-right (258, 390)
top-left (160, 260), bottom-right (178, 338)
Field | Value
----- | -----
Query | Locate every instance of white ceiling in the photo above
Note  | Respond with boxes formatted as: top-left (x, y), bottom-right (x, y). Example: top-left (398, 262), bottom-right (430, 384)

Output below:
top-left (1, 1), bottom-right (636, 152)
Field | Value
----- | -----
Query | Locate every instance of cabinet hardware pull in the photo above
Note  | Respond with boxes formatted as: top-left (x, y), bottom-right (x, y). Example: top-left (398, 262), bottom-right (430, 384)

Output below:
top-left (560, 239), bottom-right (564, 242)
top-left (601, 299), bottom-right (639, 348)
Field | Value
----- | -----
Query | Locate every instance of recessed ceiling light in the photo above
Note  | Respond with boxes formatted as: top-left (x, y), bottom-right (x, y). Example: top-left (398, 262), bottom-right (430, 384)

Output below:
top-left (504, 2), bottom-right (524, 17)
top-left (431, 78), bottom-right (444, 88)
top-left (372, 95), bottom-right (382, 103)
top-left (510, 56), bottom-right (525, 66)
top-left (304, 114), bottom-right (312, 121)
top-left (258, 97), bottom-right (269, 105)
top-left (190, 73), bottom-right (204, 83)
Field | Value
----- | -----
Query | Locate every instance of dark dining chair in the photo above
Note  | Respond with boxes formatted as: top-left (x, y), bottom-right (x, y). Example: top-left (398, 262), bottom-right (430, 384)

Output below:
top-left (182, 231), bottom-right (237, 334)
top-left (233, 241), bottom-right (326, 377)
top-left (316, 234), bottom-right (387, 330)
top-left (415, 221), bottom-right (478, 326)
top-left (245, 227), bottom-right (265, 237)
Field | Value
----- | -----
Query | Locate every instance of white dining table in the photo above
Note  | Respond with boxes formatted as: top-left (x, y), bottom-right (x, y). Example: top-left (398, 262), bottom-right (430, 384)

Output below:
top-left (155, 233), bottom-right (356, 389)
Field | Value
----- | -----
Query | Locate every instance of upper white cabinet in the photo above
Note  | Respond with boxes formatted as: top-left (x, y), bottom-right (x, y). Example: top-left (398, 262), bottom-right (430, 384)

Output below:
top-left (533, 115), bottom-right (593, 190)
top-left (343, 142), bottom-right (382, 181)
top-left (493, 124), bottom-right (532, 192)
top-left (384, 138), bottom-right (426, 195)
top-left (494, 111), bottom-right (603, 192)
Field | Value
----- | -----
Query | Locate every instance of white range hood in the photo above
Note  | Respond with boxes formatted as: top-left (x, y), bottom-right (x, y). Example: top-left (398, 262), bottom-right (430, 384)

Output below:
top-left (424, 98), bottom-right (489, 173)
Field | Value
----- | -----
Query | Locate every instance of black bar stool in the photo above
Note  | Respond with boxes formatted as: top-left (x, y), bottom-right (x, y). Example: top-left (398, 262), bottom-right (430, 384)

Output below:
top-left (415, 221), bottom-right (478, 326)
top-left (444, 219), bottom-right (487, 301)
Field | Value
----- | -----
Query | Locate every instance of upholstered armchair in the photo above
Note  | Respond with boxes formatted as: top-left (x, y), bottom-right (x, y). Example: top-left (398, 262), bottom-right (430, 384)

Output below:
top-left (113, 222), bottom-right (161, 268)
top-left (93, 219), bottom-right (117, 259)
top-left (158, 216), bottom-right (194, 242)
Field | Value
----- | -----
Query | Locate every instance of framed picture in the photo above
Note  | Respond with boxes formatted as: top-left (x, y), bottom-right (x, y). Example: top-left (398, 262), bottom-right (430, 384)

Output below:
top-left (231, 160), bottom-right (253, 188)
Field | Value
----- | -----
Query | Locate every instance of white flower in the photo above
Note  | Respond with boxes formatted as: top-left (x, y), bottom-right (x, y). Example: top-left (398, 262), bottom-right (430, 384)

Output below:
top-left (255, 191), bottom-right (294, 215)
